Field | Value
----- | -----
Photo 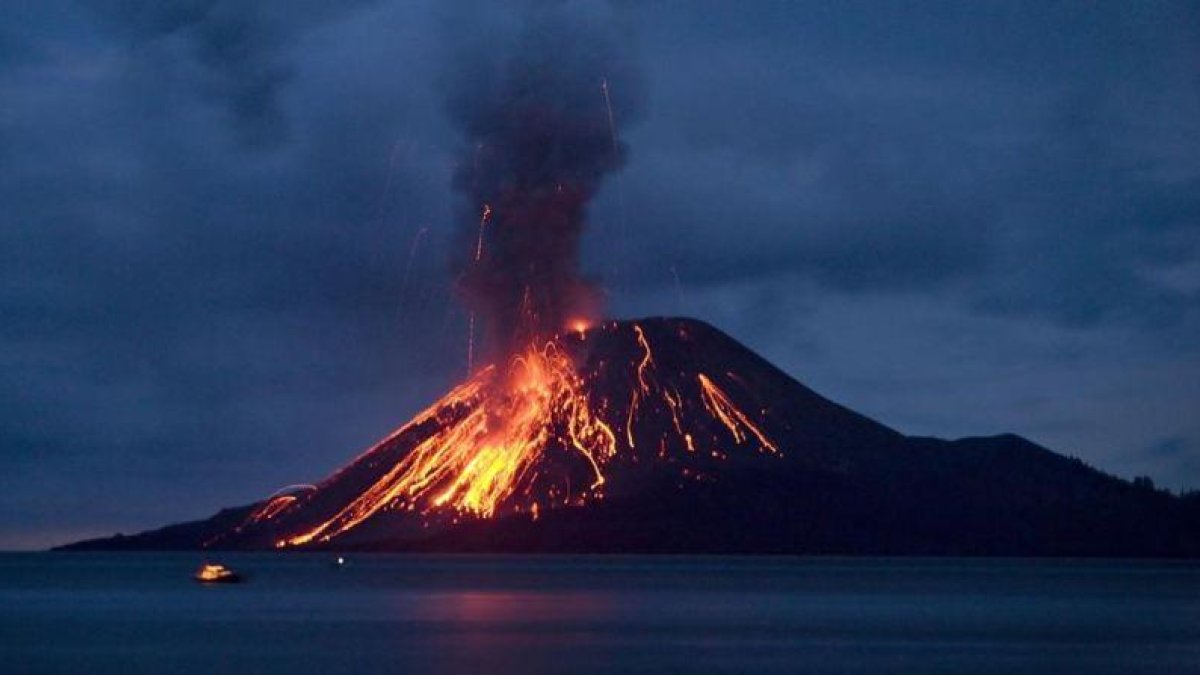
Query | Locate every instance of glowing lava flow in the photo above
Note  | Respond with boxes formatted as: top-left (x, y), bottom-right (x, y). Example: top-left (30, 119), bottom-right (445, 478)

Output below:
top-left (281, 340), bottom-right (616, 547)
top-left (253, 322), bottom-right (785, 549)
top-left (625, 324), bottom-right (654, 449)
top-left (248, 494), bottom-right (296, 522)
top-left (698, 374), bottom-right (780, 456)
top-left (474, 203), bottom-right (492, 262)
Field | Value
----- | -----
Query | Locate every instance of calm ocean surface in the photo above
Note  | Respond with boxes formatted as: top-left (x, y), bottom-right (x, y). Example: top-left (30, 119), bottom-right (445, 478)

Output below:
top-left (1, 553), bottom-right (1197, 674)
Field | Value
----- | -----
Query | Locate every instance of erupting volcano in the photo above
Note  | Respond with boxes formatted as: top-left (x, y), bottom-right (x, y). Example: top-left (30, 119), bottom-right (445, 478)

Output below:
top-left (209, 317), bottom-right (794, 549)
top-left (61, 10), bottom-right (1200, 557)
top-left (203, 10), bottom-right (680, 548)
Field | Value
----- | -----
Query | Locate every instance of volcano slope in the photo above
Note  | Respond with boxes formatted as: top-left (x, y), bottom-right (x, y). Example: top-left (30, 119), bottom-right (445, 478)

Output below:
top-left (62, 318), bottom-right (1200, 556)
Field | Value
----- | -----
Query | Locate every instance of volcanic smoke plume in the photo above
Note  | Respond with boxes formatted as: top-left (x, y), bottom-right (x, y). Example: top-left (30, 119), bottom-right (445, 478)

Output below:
top-left (446, 7), bottom-right (641, 357)
top-left (72, 8), bottom-right (797, 550)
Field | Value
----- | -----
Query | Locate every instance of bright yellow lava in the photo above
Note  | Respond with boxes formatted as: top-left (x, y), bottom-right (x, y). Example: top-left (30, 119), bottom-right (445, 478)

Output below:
top-left (282, 340), bottom-right (616, 546)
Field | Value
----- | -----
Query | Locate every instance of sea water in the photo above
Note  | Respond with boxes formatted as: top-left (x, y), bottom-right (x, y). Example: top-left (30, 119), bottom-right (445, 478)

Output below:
top-left (1, 553), bottom-right (1197, 674)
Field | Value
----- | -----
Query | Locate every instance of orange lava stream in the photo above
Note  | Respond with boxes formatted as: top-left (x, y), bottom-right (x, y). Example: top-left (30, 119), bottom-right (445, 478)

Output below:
top-left (697, 373), bottom-right (779, 455)
top-left (474, 203), bottom-right (492, 262)
top-left (282, 342), bottom-right (615, 547)
top-left (247, 494), bottom-right (296, 523)
top-left (625, 324), bottom-right (655, 448)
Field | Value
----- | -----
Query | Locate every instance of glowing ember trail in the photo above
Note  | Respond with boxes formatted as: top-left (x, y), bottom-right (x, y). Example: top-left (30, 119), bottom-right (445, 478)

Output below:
top-left (248, 495), bottom-right (295, 523)
top-left (698, 373), bottom-right (780, 455)
top-left (600, 78), bottom-right (619, 160)
top-left (467, 312), bottom-right (476, 374)
top-left (397, 226), bottom-right (429, 318)
top-left (625, 323), bottom-right (655, 448)
top-left (474, 204), bottom-right (492, 262)
top-left (600, 76), bottom-right (629, 287)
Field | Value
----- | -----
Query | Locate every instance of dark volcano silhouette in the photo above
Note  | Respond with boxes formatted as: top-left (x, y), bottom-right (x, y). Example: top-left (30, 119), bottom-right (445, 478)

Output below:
top-left (61, 318), bottom-right (1200, 556)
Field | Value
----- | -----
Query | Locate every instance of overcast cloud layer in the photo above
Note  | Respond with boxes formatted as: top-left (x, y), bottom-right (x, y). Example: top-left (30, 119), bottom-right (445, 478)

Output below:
top-left (2, 0), bottom-right (1198, 548)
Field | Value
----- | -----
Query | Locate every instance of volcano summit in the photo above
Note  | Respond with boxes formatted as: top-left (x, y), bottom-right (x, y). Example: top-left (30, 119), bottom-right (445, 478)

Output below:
top-left (64, 317), bottom-right (1199, 556)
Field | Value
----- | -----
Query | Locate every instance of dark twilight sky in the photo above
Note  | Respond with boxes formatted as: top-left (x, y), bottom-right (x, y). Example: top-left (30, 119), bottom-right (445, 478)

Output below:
top-left (2, 1), bottom-right (1198, 549)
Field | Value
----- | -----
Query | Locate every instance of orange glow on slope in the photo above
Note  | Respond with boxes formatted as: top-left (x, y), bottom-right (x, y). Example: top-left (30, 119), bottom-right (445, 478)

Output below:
top-left (246, 494), bottom-right (296, 523)
top-left (625, 324), bottom-right (655, 448)
top-left (474, 203), bottom-right (492, 262)
top-left (282, 341), bottom-right (616, 546)
top-left (697, 373), bottom-right (779, 455)
top-left (633, 324), bottom-right (654, 391)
